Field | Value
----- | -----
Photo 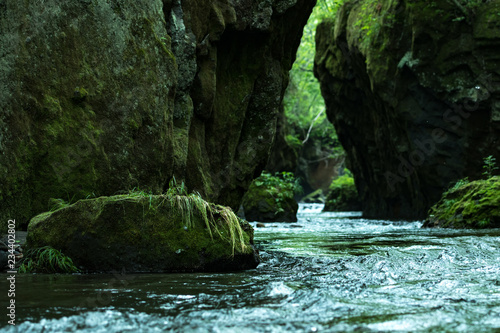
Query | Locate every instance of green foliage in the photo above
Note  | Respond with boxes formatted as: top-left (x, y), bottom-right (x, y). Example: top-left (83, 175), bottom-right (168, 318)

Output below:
top-left (211, 205), bottom-right (249, 256)
top-left (324, 171), bottom-right (361, 212)
top-left (342, 167), bottom-right (353, 178)
top-left (165, 176), bottom-right (189, 196)
top-left (48, 198), bottom-right (71, 212)
top-left (353, 0), bottom-right (383, 48)
top-left (250, 171), bottom-right (301, 215)
top-left (254, 171), bottom-right (302, 196)
top-left (447, 0), bottom-right (485, 22)
top-left (19, 246), bottom-right (80, 274)
top-left (49, 191), bottom-right (98, 212)
top-left (315, 0), bottom-right (346, 19)
top-left (285, 134), bottom-right (304, 149)
top-left (350, 0), bottom-right (403, 50)
top-left (426, 157), bottom-right (500, 228)
top-left (445, 177), bottom-right (470, 195)
top-left (329, 173), bottom-right (355, 191)
top-left (483, 155), bottom-right (499, 178)
top-left (478, 218), bottom-right (491, 228)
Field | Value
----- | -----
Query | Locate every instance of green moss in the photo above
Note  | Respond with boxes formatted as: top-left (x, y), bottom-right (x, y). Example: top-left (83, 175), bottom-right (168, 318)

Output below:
top-left (242, 172), bottom-right (299, 222)
top-left (31, 93), bottom-right (104, 214)
top-left (72, 87), bottom-right (88, 102)
top-left (323, 172), bottom-right (362, 212)
top-left (26, 193), bottom-right (257, 272)
top-left (474, 2), bottom-right (500, 39)
top-left (143, 17), bottom-right (176, 62)
top-left (425, 176), bottom-right (500, 228)
top-left (1, 1), bottom-right (177, 234)
top-left (43, 95), bottom-right (63, 117)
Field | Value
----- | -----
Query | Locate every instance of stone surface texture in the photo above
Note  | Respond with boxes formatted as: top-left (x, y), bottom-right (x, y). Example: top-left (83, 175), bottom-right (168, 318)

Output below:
top-left (315, 0), bottom-right (500, 219)
top-left (0, 0), bottom-right (315, 231)
top-left (26, 194), bottom-right (259, 272)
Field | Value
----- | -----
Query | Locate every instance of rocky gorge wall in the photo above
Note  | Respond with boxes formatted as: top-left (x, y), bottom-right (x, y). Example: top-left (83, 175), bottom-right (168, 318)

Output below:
top-left (315, 0), bottom-right (500, 219)
top-left (0, 0), bottom-right (316, 232)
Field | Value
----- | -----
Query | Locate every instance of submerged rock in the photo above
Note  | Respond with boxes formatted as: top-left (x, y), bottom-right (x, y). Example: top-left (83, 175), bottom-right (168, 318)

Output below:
top-left (314, 0), bottom-right (500, 219)
top-left (423, 176), bottom-right (500, 229)
top-left (26, 194), bottom-right (259, 273)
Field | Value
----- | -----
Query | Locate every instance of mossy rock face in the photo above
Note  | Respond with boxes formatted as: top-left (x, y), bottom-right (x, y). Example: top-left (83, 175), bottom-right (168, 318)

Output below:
top-left (315, 0), bottom-right (500, 219)
top-left (323, 175), bottom-right (362, 212)
top-left (0, 0), bottom-right (316, 234)
top-left (0, 0), bottom-right (176, 232)
top-left (423, 177), bottom-right (500, 229)
top-left (242, 179), bottom-right (298, 223)
top-left (26, 194), bottom-right (259, 273)
top-left (168, 0), bottom-right (317, 211)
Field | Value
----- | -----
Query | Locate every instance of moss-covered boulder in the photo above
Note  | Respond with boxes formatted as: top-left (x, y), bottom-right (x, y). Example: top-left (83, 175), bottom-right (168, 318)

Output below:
top-left (26, 194), bottom-right (259, 273)
top-left (242, 172), bottom-right (299, 222)
top-left (323, 174), bottom-right (362, 212)
top-left (423, 177), bottom-right (500, 229)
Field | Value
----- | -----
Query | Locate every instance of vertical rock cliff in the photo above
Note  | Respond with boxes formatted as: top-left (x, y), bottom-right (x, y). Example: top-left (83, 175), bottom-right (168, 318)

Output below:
top-left (315, 0), bottom-right (500, 219)
top-left (0, 0), bottom-right (315, 231)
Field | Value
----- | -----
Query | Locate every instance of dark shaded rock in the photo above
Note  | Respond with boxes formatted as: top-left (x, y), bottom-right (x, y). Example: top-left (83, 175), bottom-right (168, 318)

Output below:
top-left (0, 0), bottom-right (177, 232)
top-left (26, 194), bottom-right (259, 273)
top-left (314, 0), bottom-right (500, 220)
top-left (423, 176), bottom-right (500, 228)
top-left (266, 111), bottom-right (300, 175)
top-left (243, 194), bottom-right (298, 222)
top-left (0, 0), bottom-right (316, 233)
top-left (169, 0), bottom-right (317, 211)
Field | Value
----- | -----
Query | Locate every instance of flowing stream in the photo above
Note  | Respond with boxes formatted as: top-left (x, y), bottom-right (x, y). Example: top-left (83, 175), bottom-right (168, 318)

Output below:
top-left (2, 203), bottom-right (500, 332)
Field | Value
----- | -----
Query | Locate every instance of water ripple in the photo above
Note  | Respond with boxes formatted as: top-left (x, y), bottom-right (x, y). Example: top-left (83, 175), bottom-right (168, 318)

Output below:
top-left (3, 204), bottom-right (500, 332)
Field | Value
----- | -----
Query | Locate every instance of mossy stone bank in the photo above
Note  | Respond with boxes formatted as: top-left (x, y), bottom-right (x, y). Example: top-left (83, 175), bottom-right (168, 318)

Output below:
top-left (424, 176), bottom-right (500, 229)
top-left (26, 194), bottom-right (259, 273)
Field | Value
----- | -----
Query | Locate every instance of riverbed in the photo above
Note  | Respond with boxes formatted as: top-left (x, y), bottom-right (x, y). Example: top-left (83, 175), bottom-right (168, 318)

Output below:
top-left (2, 204), bottom-right (500, 332)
